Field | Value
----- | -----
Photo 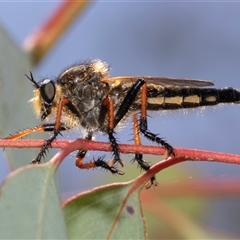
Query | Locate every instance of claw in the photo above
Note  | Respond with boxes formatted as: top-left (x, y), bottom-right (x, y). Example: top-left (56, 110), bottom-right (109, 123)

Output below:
top-left (114, 168), bottom-right (125, 175)
top-left (145, 177), bottom-right (158, 189)
top-left (164, 148), bottom-right (175, 159)
top-left (30, 159), bottom-right (42, 164)
top-left (107, 161), bottom-right (125, 175)
top-left (108, 159), bottom-right (124, 168)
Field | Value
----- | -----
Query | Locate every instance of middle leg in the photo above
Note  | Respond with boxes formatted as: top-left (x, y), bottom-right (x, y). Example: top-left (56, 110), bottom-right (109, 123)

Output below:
top-left (75, 131), bottom-right (124, 174)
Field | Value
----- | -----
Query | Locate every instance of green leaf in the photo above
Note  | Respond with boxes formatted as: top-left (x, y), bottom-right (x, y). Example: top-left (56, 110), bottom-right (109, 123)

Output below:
top-left (0, 162), bottom-right (67, 239)
top-left (63, 183), bottom-right (147, 240)
top-left (0, 24), bottom-right (39, 169)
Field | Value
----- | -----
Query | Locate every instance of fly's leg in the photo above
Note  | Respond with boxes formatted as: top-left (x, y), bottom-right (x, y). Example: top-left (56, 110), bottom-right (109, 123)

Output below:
top-left (31, 97), bottom-right (70, 164)
top-left (114, 79), bottom-right (145, 127)
top-left (109, 79), bottom-right (146, 169)
top-left (7, 72), bottom-right (68, 164)
top-left (102, 96), bottom-right (125, 171)
top-left (4, 123), bottom-right (67, 164)
top-left (139, 83), bottom-right (174, 157)
top-left (75, 132), bottom-right (93, 169)
top-left (132, 114), bottom-right (158, 189)
top-left (4, 123), bottom-right (66, 140)
top-left (75, 131), bottom-right (124, 174)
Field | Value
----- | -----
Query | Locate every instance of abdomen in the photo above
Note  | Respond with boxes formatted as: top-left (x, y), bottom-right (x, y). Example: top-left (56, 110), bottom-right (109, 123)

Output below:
top-left (145, 86), bottom-right (240, 110)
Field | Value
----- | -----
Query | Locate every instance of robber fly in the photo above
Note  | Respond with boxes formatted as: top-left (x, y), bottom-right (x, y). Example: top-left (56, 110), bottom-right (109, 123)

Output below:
top-left (5, 59), bottom-right (240, 188)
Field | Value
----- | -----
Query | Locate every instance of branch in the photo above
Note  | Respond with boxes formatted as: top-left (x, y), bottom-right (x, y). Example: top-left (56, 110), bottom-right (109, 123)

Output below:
top-left (1, 138), bottom-right (240, 166)
top-left (22, 1), bottom-right (90, 65)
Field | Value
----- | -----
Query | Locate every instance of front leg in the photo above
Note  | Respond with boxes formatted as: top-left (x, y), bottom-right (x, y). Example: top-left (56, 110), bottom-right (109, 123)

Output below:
top-left (4, 123), bottom-right (67, 164)
top-left (4, 123), bottom-right (67, 140)
top-left (32, 97), bottom-right (70, 164)
top-left (31, 129), bottom-right (59, 164)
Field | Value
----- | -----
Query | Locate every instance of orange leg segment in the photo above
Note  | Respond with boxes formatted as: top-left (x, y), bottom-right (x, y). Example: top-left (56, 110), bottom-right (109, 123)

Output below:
top-left (75, 132), bottom-right (95, 170)
top-left (5, 125), bottom-right (47, 140)
top-left (133, 114), bottom-right (158, 189)
top-left (141, 82), bottom-right (147, 121)
top-left (104, 96), bottom-right (124, 168)
top-left (4, 123), bottom-right (67, 140)
top-left (139, 82), bottom-right (174, 157)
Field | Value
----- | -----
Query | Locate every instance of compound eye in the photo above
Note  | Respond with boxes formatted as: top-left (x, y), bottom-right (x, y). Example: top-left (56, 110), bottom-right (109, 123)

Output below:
top-left (40, 79), bottom-right (56, 103)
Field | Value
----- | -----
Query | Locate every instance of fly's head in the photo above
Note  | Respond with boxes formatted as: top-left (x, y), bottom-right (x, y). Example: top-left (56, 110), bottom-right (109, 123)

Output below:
top-left (26, 59), bottom-right (111, 129)
top-left (27, 72), bottom-right (58, 121)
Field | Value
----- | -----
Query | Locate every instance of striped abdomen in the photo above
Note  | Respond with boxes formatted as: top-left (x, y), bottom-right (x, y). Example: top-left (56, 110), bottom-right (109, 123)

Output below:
top-left (146, 86), bottom-right (240, 110)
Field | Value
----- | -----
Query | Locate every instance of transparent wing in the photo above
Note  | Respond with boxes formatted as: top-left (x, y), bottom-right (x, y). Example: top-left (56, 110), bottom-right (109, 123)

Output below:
top-left (102, 76), bottom-right (214, 87)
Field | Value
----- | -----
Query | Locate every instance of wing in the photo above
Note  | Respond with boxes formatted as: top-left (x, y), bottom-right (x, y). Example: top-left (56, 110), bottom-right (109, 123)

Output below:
top-left (102, 76), bottom-right (214, 87)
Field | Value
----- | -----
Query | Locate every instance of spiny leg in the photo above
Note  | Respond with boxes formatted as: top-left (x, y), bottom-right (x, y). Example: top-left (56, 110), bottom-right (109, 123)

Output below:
top-left (139, 82), bottom-right (174, 157)
top-left (32, 97), bottom-right (70, 164)
top-left (114, 79), bottom-right (145, 127)
top-left (92, 80), bottom-right (145, 173)
top-left (75, 132), bottom-right (124, 174)
top-left (132, 114), bottom-right (158, 189)
top-left (4, 123), bottom-right (67, 164)
top-left (75, 114), bottom-right (124, 175)
top-left (103, 96), bottom-right (124, 169)
top-left (4, 123), bottom-right (67, 140)
top-left (75, 131), bottom-right (93, 168)
top-left (113, 78), bottom-right (173, 156)
top-left (105, 79), bottom-right (146, 169)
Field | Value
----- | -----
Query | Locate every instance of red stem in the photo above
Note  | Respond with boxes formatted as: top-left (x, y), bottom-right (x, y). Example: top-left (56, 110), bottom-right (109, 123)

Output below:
top-left (23, 0), bottom-right (90, 65)
top-left (1, 138), bottom-right (240, 166)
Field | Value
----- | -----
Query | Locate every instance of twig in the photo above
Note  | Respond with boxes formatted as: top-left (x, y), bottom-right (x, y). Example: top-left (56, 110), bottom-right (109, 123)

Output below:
top-left (1, 138), bottom-right (240, 166)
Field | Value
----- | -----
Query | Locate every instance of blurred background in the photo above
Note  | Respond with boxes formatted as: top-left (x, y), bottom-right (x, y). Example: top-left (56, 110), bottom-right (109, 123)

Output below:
top-left (0, 1), bottom-right (240, 238)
